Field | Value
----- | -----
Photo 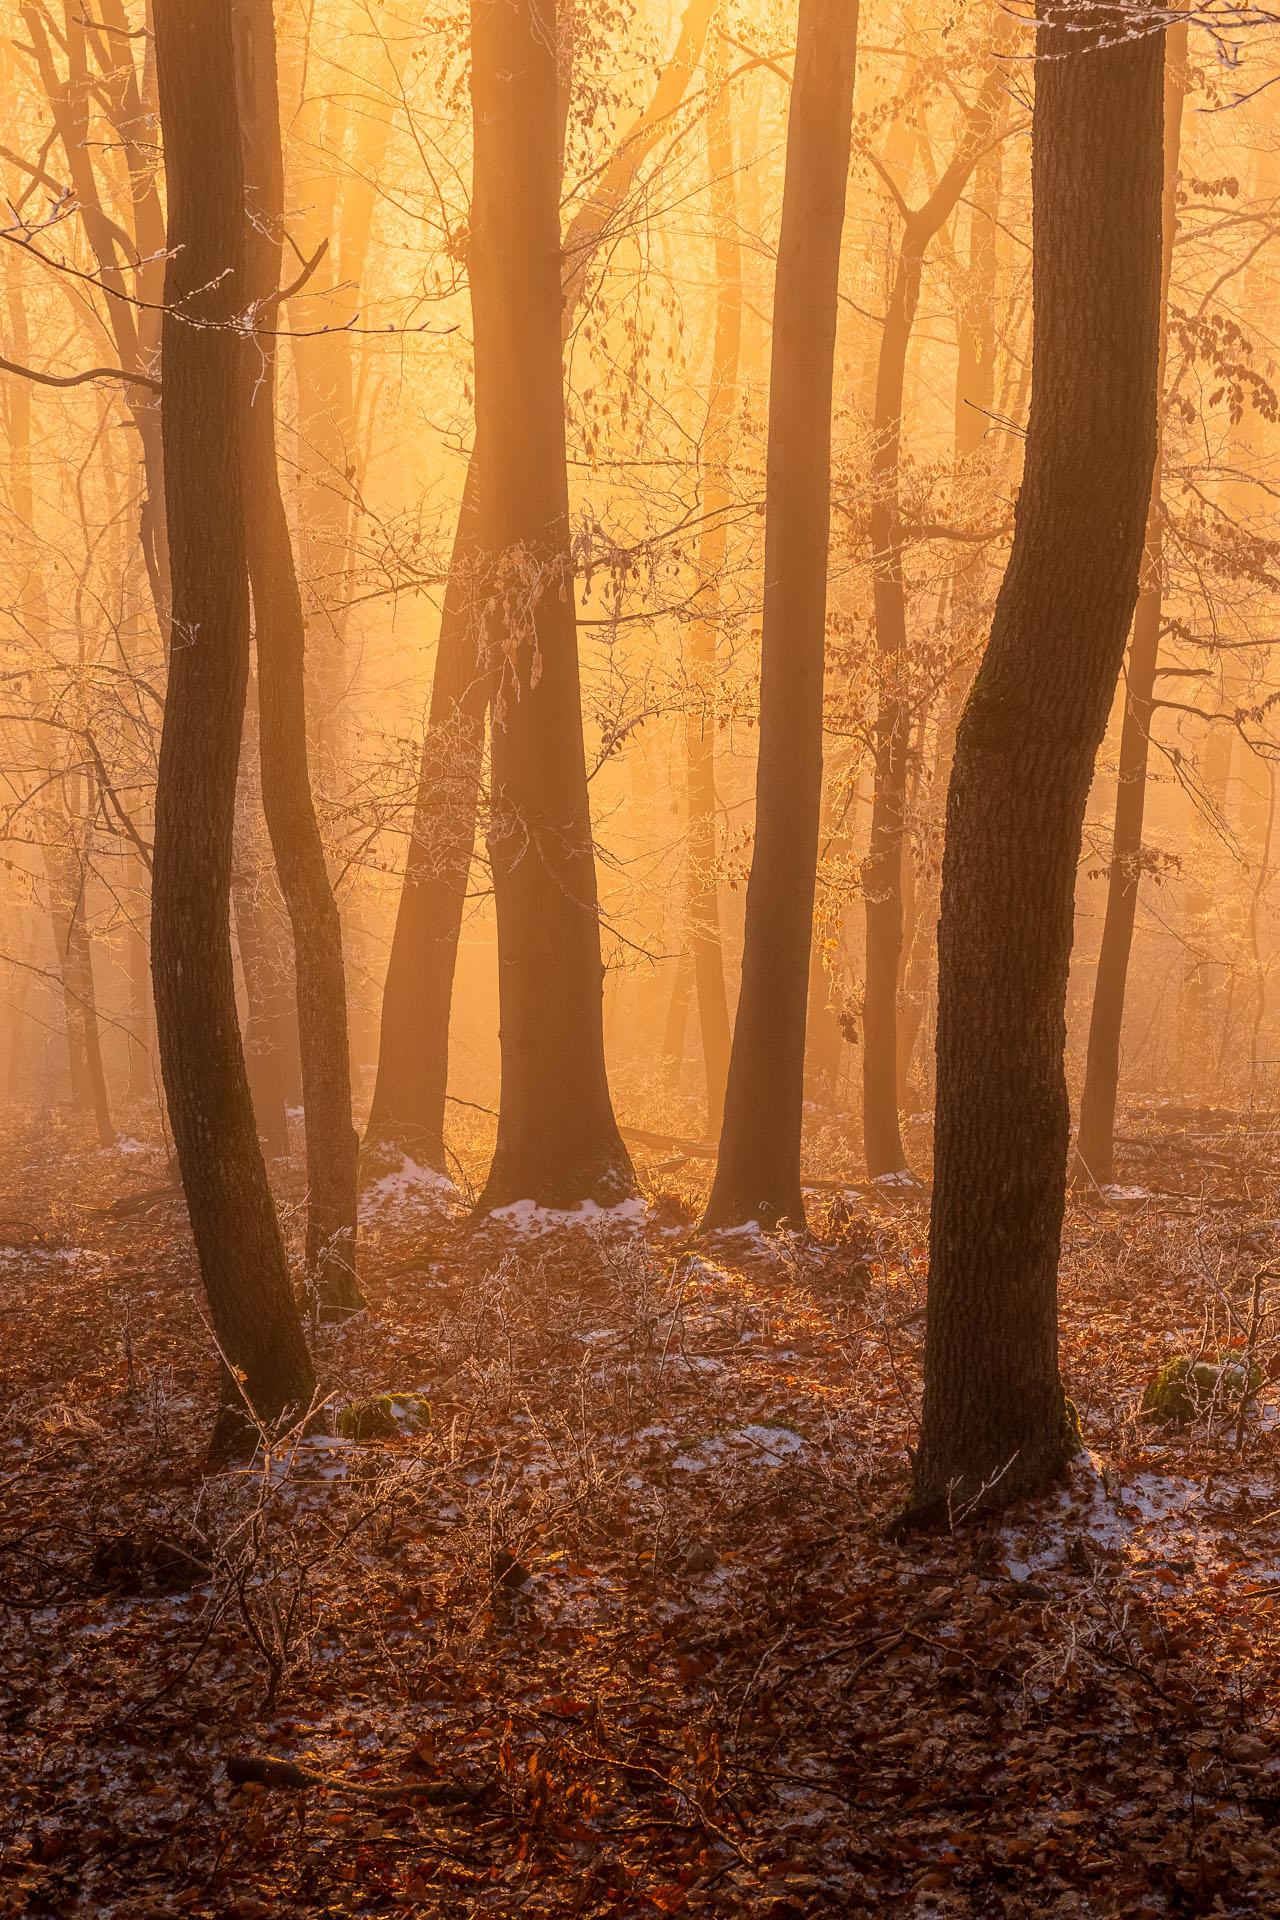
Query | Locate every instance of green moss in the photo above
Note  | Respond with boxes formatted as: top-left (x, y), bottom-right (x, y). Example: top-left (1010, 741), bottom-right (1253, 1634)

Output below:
top-left (1142, 1353), bottom-right (1262, 1425)
top-left (338, 1392), bottom-right (431, 1441)
top-left (1062, 1395), bottom-right (1085, 1454)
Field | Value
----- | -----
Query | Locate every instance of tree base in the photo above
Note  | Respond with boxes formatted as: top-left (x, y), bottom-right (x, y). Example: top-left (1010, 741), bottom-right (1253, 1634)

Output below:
top-left (475, 1142), bottom-right (637, 1218)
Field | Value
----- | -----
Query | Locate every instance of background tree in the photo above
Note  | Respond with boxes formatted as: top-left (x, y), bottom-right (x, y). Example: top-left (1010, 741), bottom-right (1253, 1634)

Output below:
top-left (468, 0), bottom-right (634, 1212)
top-left (701, 0), bottom-right (859, 1231)
top-left (1073, 19), bottom-right (1189, 1190)
top-left (234, 0), bottom-right (363, 1313)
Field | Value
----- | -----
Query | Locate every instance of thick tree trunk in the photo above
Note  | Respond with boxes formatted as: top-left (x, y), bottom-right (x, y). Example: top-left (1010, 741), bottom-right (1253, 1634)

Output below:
top-left (469, 0), bottom-right (635, 1212)
top-left (234, 0), bottom-right (362, 1313)
top-left (914, 2), bottom-right (1165, 1515)
top-left (1072, 25), bottom-right (1186, 1190)
top-left (367, 0), bottom-right (716, 1171)
top-left (151, 0), bottom-right (315, 1447)
top-left (700, 0), bottom-right (858, 1231)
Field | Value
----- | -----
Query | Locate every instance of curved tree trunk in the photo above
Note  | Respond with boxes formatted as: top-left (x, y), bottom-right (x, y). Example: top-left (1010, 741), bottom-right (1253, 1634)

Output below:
top-left (914, 1), bottom-right (1165, 1515)
top-left (151, 0), bottom-right (315, 1449)
top-left (1073, 25), bottom-right (1187, 1189)
top-left (366, 0), bottom-right (716, 1172)
top-left (469, 0), bottom-right (635, 1213)
top-left (234, 0), bottom-right (362, 1313)
top-left (700, 0), bottom-right (858, 1231)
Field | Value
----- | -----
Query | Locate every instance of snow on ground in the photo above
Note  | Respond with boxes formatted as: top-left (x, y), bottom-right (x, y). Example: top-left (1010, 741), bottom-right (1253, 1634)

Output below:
top-left (480, 1195), bottom-right (649, 1238)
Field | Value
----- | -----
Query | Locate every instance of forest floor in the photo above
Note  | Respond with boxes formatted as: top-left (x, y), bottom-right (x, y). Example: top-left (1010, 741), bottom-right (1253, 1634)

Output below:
top-left (5, 1102), bottom-right (1280, 1917)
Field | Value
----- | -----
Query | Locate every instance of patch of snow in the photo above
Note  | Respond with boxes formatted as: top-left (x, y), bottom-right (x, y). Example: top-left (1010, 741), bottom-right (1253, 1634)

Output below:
top-left (735, 1423), bottom-right (807, 1461)
top-left (361, 1155), bottom-right (455, 1214)
top-left (107, 1136), bottom-right (154, 1156)
top-left (483, 1196), bottom-right (647, 1238)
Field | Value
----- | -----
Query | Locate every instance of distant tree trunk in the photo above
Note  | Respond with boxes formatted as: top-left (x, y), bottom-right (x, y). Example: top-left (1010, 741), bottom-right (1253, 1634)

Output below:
top-left (234, 0), bottom-right (362, 1313)
top-left (662, 951), bottom-right (696, 1097)
top-left (701, 0), bottom-right (858, 1231)
top-left (232, 715), bottom-right (292, 1160)
top-left (125, 862), bottom-right (152, 1104)
top-left (684, 29), bottom-right (738, 1136)
top-left (1073, 23), bottom-right (1187, 1189)
top-left (367, 0), bottom-right (716, 1172)
top-left (914, 3), bottom-right (1165, 1515)
top-left (469, 0), bottom-right (635, 1212)
top-left (861, 71), bottom-right (1001, 1182)
top-left (151, 0), bottom-right (315, 1446)
top-left (362, 465), bottom-right (487, 1174)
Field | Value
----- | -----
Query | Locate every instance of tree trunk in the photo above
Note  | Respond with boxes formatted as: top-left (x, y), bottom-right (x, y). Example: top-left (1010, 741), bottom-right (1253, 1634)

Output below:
top-left (914, 2), bottom-right (1165, 1516)
top-left (684, 29), bottom-right (738, 1136)
top-left (469, 0), bottom-right (635, 1212)
top-left (1073, 23), bottom-right (1187, 1189)
top-left (861, 72), bottom-right (1002, 1182)
top-left (151, 0), bottom-right (315, 1447)
top-left (366, 0), bottom-right (716, 1172)
top-left (232, 716), bottom-right (292, 1161)
top-left (234, 0), bottom-right (362, 1313)
top-left (363, 464), bottom-right (487, 1173)
top-left (700, 0), bottom-right (858, 1231)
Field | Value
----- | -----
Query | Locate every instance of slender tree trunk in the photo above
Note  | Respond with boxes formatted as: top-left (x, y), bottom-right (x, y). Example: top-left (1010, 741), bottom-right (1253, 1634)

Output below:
top-left (700, 0), bottom-right (858, 1231)
top-left (232, 718), bottom-right (292, 1160)
top-left (662, 951), bottom-right (696, 1097)
top-left (914, 2), bottom-right (1165, 1515)
top-left (469, 0), bottom-right (635, 1212)
top-left (363, 466), bottom-right (487, 1172)
top-left (1073, 24), bottom-right (1187, 1188)
top-left (151, 0), bottom-right (315, 1447)
top-left (125, 872), bottom-right (152, 1103)
top-left (1179, 723), bottom-right (1234, 1082)
top-left (367, 0), bottom-right (716, 1171)
top-left (684, 29), bottom-right (738, 1135)
top-left (234, 0), bottom-right (362, 1312)
top-left (861, 73), bottom-right (1002, 1182)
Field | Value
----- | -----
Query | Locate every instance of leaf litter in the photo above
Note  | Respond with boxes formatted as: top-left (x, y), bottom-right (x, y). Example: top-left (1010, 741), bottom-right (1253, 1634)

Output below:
top-left (4, 1104), bottom-right (1280, 1915)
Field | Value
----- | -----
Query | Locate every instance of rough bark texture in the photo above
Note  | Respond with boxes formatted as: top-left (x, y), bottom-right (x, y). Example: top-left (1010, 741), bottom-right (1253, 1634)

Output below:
top-left (151, 0), bottom-right (315, 1445)
top-left (914, 3), bottom-right (1165, 1514)
top-left (1073, 24), bottom-right (1187, 1188)
top-left (234, 0), bottom-right (362, 1312)
top-left (469, 0), bottom-right (634, 1212)
top-left (366, 0), bottom-right (715, 1172)
top-left (700, 0), bottom-right (858, 1231)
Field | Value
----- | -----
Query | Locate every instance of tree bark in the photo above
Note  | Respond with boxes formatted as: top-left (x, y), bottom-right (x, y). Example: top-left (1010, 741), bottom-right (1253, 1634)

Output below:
top-left (700, 0), bottom-right (858, 1231)
top-left (469, 0), bottom-right (635, 1212)
top-left (914, 2), bottom-right (1165, 1515)
top-left (151, 0), bottom-right (315, 1447)
top-left (1073, 22), bottom-right (1187, 1188)
top-left (366, 0), bottom-right (716, 1173)
top-left (234, 0), bottom-right (362, 1312)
